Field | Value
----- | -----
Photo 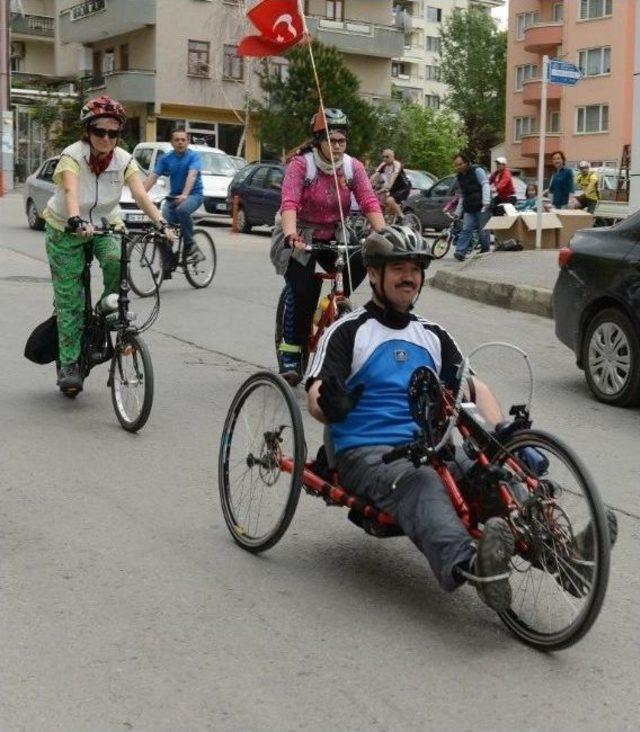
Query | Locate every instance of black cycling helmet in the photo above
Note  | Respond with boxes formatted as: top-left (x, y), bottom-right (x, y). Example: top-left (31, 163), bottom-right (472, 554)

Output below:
top-left (310, 107), bottom-right (350, 135)
top-left (363, 225), bottom-right (432, 269)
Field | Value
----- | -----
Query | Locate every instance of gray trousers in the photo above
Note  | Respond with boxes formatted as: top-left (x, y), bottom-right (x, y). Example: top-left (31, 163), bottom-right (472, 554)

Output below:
top-left (337, 445), bottom-right (475, 591)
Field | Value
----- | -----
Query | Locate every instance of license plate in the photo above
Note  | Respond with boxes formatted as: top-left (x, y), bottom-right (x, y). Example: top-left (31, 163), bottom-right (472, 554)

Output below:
top-left (215, 203), bottom-right (228, 211)
top-left (126, 213), bottom-right (149, 223)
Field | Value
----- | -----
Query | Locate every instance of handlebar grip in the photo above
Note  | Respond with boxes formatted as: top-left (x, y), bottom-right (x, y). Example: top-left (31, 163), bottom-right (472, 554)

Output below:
top-left (382, 445), bottom-right (409, 464)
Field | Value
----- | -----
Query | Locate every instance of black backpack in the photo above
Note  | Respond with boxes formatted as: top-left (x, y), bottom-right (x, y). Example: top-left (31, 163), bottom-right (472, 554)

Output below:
top-left (389, 165), bottom-right (411, 199)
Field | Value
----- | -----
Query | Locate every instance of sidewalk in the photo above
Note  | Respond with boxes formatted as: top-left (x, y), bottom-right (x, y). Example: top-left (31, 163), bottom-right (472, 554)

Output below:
top-left (428, 249), bottom-right (559, 318)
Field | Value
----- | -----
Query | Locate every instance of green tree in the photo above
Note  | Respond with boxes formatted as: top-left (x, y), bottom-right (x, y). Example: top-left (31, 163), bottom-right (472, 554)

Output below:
top-left (373, 104), bottom-right (466, 178)
top-left (255, 39), bottom-right (378, 160)
top-left (439, 7), bottom-right (506, 166)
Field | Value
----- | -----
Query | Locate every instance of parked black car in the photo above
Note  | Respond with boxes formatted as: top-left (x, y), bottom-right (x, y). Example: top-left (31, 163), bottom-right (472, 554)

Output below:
top-left (227, 162), bottom-right (285, 233)
top-left (553, 212), bottom-right (640, 407)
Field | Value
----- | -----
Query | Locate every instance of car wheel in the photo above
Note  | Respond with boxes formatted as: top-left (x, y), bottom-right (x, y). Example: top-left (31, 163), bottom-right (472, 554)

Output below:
top-left (27, 199), bottom-right (45, 231)
top-left (582, 307), bottom-right (640, 407)
top-left (236, 206), bottom-right (252, 234)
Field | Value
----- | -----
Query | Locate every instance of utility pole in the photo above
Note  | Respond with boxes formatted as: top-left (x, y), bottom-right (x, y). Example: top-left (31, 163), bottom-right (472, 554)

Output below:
top-left (0, 0), bottom-right (12, 196)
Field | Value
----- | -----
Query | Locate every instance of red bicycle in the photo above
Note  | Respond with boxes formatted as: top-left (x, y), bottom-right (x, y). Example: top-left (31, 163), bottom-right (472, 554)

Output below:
top-left (218, 343), bottom-right (614, 651)
top-left (274, 241), bottom-right (361, 375)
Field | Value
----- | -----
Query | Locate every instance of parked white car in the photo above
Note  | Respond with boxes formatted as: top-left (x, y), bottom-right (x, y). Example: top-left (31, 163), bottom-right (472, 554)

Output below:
top-left (131, 142), bottom-right (237, 219)
top-left (22, 155), bottom-right (166, 231)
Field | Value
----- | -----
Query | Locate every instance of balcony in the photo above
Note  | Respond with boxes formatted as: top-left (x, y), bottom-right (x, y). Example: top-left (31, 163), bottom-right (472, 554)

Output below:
top-left (10, 13), bottom-right (55, 39)
top-left (393, 9), bottom-right (412, 32)
top-left (522, 78), bottom-right (562, 105)
top-left (523, 23), bottom-right (563, 53)
top-left (305, 16), bottom-right (404, 59)
top-left (59, 0), bottom-right (156, 44)
top-left (520, 133), bottom-right (560, 158)
top-left (78, 70), bottom-right (155, 103)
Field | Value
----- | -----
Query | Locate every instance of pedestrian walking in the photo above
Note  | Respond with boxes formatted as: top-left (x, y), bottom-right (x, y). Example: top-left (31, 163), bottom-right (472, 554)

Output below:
top-left (452, 153), bottom-right (491, 261)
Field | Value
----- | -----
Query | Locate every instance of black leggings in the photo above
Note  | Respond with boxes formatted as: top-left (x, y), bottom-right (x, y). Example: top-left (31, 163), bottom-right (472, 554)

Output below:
top-left (282, 249), bottom-right (366, 347)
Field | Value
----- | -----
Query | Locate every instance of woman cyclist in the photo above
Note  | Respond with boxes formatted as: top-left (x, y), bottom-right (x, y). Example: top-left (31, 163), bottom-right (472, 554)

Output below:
top-left (42, 94), bottom-right (171, 395)
top-left (270, 108), bottom-right (386, 385)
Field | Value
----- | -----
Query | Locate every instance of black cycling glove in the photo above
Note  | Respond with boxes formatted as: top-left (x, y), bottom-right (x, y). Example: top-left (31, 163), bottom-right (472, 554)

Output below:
top-left (317, 375), bottom-right (364, 423)
top-left (67, 216), bottom-right (89, 232)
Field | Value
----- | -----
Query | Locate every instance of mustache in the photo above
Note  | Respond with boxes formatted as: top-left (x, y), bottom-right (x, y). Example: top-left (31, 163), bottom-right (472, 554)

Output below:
top-left (396, 281), bottom-right (417, 288)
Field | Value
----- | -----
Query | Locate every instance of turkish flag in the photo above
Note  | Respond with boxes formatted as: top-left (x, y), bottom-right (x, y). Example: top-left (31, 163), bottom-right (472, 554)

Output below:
top-left (238, 0), bottom-right (305, 57)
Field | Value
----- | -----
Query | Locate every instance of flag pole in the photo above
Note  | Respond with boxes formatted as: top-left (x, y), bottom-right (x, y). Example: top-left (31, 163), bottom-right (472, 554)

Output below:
top-left (297, 0), bottom-right (354, 294)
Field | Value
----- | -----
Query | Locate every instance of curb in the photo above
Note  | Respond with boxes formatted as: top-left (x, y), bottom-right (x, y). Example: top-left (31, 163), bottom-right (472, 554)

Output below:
top-left (429, 270), bottom-right (553, 319)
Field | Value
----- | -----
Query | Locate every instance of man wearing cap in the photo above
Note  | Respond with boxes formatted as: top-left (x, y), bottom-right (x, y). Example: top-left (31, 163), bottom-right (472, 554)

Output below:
top-left (489, 157), bottom-right (516, 215)
top-left (575, 161), bottom-right (599, 214)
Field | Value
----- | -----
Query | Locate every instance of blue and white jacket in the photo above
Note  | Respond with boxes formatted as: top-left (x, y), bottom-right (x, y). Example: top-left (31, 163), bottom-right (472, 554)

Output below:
top-left (305, 302), bottom-right (463, 455)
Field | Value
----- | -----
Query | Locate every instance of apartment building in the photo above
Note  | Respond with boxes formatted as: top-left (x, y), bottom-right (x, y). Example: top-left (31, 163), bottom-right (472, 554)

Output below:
top-left (391, 0), bottom-right (504, 108)
top-left (303, 0), bottom-right (404, 105)
top-left (56, 0), bottom-right (262, 158)
top-left (505, 0), bottom-right (635, 178)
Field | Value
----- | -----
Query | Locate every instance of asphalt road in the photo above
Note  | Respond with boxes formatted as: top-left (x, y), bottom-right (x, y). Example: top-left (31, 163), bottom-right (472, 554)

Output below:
top-left (1, 192), bottom-right (639, 731)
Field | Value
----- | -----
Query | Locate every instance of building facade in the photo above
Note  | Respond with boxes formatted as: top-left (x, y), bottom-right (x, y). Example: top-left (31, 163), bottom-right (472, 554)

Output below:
top-left (391, 0), bottom-right (504, 108)
top-left (505, 0), bottom-right (635, 178)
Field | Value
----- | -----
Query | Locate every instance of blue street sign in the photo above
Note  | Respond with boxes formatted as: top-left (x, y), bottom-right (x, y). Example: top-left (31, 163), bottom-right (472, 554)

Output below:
top-left (547, 59), bottom-right (582, 86)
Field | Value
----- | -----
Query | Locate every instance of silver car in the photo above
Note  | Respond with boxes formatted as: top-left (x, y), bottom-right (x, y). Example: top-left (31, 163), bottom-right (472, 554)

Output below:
top-left (23, 156), bottom-right (165, 231)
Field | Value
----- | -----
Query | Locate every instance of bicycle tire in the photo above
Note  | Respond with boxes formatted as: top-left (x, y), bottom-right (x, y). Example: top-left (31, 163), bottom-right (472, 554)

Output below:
top-left (127, 234), bottom-right (164, 298)
top-left (275, 287), bottom-right (309, 375)
top-left (184, 228), bottom-right (217, 289)
top-left (218, 371), bottom-right (305, 553)
top-left (431, 233), bottom-right (451, 259)
top-left (402, 211), bottom-right (423, 235)
top-left (110, 332), bottom-right (154, 432)
top-left (493, 429), bottom-right (611, 651)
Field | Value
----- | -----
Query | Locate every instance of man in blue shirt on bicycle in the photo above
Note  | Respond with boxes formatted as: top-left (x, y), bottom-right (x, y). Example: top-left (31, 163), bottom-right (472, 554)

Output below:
top-left (144, 128), bottom-right (204, 265)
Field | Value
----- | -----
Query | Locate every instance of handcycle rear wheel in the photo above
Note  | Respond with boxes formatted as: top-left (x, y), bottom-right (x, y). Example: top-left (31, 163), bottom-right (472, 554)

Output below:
top-left (491, 429), bottom-right (611, 651)
top-left (110, 332), bottom-right (154, 432)
top-left (127, 233), bottom-right (164, 297)
top-left (218, 371), bottom-right (305, 552)
top-left (184, 228), bottom-right (217, 289)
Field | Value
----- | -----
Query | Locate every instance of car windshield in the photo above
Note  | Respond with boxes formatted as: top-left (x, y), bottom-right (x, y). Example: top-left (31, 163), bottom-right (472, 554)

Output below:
top-left (199, 152), bottom-right (236, 176)
top-left (407, 170), bottom-right (434, 190)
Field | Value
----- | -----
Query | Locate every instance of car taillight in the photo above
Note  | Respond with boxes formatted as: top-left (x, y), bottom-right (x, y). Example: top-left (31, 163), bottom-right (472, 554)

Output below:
top-left (558, 247), bottom-right (573, 268)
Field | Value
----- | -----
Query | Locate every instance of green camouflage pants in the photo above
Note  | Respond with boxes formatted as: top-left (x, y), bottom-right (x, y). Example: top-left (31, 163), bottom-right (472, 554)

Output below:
top-left (45, 224), bottom-right (121, 366)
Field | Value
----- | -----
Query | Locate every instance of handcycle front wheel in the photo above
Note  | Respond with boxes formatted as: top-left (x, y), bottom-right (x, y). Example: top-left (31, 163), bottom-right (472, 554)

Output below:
top-left (127, 233), bottom-right (164, 297)
top-left (184, 228), bottom-right (217, 289)
top-left (218, 371), bottom-right (305, 552)
top-left (110, 332), bottom-right (154, 432)
top-left (491, 429), bottom-right (611, 651)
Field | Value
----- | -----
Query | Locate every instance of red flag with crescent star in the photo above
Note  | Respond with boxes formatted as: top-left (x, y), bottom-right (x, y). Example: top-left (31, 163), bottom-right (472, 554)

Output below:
top-left (238, 0), bottom-right (305, 57)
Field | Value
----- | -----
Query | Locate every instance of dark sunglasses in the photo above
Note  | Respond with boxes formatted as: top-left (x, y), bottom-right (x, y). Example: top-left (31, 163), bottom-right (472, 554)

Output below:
top-left (90, 127), bottom-right (120, 139)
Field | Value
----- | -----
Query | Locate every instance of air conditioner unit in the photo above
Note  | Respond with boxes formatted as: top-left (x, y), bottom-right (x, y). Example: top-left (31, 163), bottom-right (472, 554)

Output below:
top-left (11, 41), bottom-right (26, 60)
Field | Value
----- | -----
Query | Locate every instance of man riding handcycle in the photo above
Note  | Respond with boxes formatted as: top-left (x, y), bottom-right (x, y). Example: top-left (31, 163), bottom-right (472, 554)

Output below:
top-left (219, 226), bottom-right (617, 650)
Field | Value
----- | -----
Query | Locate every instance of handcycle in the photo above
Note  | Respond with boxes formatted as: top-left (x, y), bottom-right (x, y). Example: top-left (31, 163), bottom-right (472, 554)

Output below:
top-left (27, 221), bottom-right (159, 432)
top-left (274, 239), bottom-right (362, 376)
top-left (218, 342), bottom-right (614, 651)
top-left (126, 197), bottom-right (217, 297)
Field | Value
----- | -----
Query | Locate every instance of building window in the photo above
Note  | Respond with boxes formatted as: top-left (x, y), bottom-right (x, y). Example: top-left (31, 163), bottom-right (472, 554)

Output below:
top-left (325, 0), bottom-right (344, 21)
top-left (223, 44), bottom-right (244, 80)
top-left (578, 47), bottom-right (611, 77)
top-left (392, 61), bottom-right (408, 79)
top-left (271, 59), bottom-right (289, 82)
top-left (425, 65), bottom-right (440, 81)
top-left (188, 40), bottom-right (210, 77)
top-left (103, 48), bottom-right (115, 73)
top-left (579, 0), bottom-right (612, 20)
top-left (576, 104), bottom-right (609, 133)
top-left (120, 44), bottom-right (129, 72)
top-left (549, 111), bottom-right (561, 133)
top-left (514, 116), bottom-right (536, 142)
top-left (425, 94), bottom-right (440, 109)
top-left (515, 63), bottom-right (538, 91)
top-left (516, 11), bottom-right (539, 40)
top-left (553, 3), bottom-right (564, 22)
top-left (426, 35), bottom-right (441, 53)
top-left (426, 6), bottom-right (442, 23)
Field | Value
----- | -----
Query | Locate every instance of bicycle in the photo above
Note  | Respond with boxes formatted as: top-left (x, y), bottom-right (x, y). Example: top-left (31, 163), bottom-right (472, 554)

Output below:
top-left (430, 213), bottom-right (482, 259)
top-left (29, 222), bottom-right (159, 432)
top-left (127, 197), bottom-right (217, 297)
top-left (350, 203), bottom-right (422, 238)
top-left (218, 342), bottom-right (614, 651)
top-left (274, 240), bottom-right (361, 376)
